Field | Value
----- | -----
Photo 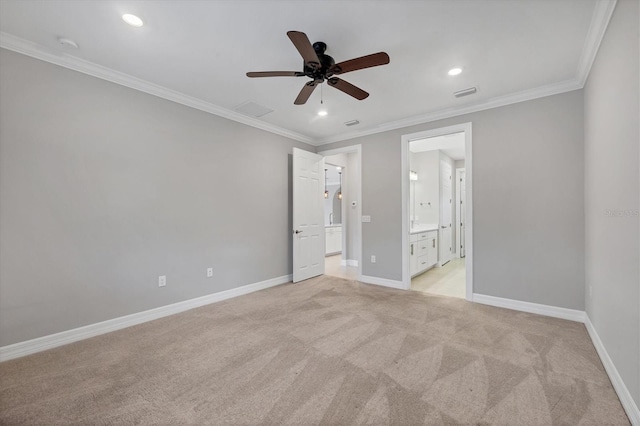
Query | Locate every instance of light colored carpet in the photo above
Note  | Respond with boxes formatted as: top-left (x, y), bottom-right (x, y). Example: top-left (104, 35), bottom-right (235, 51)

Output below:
top-left (0, 275), bottom-right (630, 425)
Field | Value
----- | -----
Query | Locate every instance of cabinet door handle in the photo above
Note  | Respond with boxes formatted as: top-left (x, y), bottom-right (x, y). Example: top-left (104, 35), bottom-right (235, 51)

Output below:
top-left (410, 243), bottom-right (414, 255)
top-left (432, 239), bottom-right (435, 248)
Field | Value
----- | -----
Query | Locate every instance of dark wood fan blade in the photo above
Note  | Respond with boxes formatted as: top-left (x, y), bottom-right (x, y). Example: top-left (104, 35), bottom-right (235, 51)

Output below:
top-left (287, 31), bottom-right (321, 68)
top-left (246, 71), bottom-right (304, 78)
top-left (330, 52), bottom-right (390, 75)
top-left (294, 81), bottom-right (319, 105)
top-left (327, 78), bottom-right (369, 100)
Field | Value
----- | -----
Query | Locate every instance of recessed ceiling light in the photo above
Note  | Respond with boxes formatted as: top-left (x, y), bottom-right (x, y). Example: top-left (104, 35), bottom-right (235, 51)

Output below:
top-left (448, 67), bottom-right (463, 76)
top-left (318, 110), bottom-right (328, 116)
top-left (122, 14), bottom-right (144, 27)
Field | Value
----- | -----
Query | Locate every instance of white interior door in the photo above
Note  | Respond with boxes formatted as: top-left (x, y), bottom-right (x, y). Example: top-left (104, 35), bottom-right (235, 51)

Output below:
top-left (439, 161), bottom-right (452, 265)
top-left (293, 148), bottom-right (325, 282)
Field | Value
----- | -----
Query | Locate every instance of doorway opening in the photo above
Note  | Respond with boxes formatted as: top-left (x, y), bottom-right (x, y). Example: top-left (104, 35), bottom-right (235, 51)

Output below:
top-left (318, 145), bottom-right (362, 281)
top-left (401, 123), bottom-right (473, 300)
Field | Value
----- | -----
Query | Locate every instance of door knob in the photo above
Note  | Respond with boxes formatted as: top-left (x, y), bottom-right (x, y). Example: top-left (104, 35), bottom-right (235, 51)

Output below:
top-left (294, 230), bottom-right (303, 234)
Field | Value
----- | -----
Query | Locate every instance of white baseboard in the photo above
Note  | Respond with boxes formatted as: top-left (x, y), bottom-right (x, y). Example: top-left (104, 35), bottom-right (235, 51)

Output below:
top-left (340, 259), bottom-right (358, 267)
top-left (472, 293), bottom-right (586, 323)
top-left (585, 315), bottom-right (640, 425)
top-left (359, 275), bottom-right (406, 290)
top-left (0, 274), bottom-right (292, 362)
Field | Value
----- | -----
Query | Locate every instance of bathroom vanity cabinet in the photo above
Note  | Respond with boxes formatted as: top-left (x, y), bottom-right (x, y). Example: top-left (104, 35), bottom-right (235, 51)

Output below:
top-left (410, 230), bottom-right (438, 277)
top-left (325, 225), bottom-right (342, 255)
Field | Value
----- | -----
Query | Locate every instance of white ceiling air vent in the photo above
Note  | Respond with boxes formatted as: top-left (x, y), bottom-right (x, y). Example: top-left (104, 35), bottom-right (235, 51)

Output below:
top-left (344, 120), bottom-right (360, 127)
top-left (234, 101), bottom-right (273, 118)
top-left (454, 87), bottom-right (477, 98)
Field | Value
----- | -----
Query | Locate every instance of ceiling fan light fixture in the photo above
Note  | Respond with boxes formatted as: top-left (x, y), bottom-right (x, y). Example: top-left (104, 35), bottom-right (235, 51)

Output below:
top-left (122, 13), bottom-right (144, 27)
top-left (448, 67), bottom-right (463, 76)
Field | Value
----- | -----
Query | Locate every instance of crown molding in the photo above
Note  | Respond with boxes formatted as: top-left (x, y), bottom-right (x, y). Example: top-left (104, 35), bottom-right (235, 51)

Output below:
top-left (0, 0), bottom-right (617, 147)
top-left (576, 0), bottom-right (617, 87)
top-left (316, 78), bottom-right (582, 145)
top-left (0, 32), bottom-right (314, 145)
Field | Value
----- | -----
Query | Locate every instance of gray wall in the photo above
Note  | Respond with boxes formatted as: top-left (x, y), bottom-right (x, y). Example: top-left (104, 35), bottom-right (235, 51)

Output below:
top-left (344, 152), bottom-right (360, 263)
top-left (322, 90), bottom-right (585, 310)
top-left (0, 49), bottom-right (315, 346)
top-left (584, 0), bottom-right (639, 407)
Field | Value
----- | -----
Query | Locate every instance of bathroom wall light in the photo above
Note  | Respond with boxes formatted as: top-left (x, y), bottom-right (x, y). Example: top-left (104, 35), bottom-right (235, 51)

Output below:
top-left (324, 168), bottom-right (329, 199)
top-left (410, 170), bottom-right (418, 181)
top-left (337, 171), bottom-right (343, 200)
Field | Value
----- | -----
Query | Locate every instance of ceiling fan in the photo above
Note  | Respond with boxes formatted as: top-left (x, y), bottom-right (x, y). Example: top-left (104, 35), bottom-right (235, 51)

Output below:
top-left (246, 31), bottom-right (390, 105)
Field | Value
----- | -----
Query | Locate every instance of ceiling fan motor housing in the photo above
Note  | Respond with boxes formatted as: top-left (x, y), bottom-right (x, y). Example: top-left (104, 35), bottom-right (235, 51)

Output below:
top-left (304, 41), bottom-right (335, 81)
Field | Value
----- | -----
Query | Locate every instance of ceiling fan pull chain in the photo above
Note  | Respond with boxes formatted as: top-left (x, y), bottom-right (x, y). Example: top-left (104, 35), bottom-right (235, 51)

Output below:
top-left (321, 83), bottom-right (324, 105)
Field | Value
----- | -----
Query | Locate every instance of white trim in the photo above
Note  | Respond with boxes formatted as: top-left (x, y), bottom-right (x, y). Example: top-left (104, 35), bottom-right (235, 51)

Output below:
top-left (0, 274), bottom-right (291, 362)
top-left (455, 168), bottom-right (466, 259)
top-left (317, 81), bottom-right (580, 145)
top-left (341, 259), bottom-right (359, 267)
top-left (318, 145), bottom-right (363, 282)
top-left (472, 293), bottom-right (586, 323)
top-left (0, 32), bottom-right (313, 145)
top-left (401, 123), bottom-right (473, 300)
top-left (359, 275), bottom-right (405, 290)
top-left (585, 315), bottom-right (640, 425)
top-left (576, 0), bottom-right (618, 86)
top-left (401, 138), bottom-right (410, 289)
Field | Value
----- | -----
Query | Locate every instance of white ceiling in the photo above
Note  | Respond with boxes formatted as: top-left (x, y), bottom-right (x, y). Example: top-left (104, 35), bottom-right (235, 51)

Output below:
top-left (410, 132), bottom-right (465, 160)
top-left (0, 0), bottom-right (608, 145)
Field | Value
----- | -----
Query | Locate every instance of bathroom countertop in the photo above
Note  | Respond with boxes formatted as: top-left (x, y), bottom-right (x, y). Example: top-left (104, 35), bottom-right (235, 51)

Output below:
top-left (325, 224), bottom-right (342, 228)
top-left (410, 224), bottom-right (438, 234)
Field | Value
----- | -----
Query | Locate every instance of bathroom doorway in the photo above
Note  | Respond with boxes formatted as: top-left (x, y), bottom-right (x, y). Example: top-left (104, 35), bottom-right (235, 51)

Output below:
top-left (401, 123), bottom-right (473, 300)
top-left (318, 145), bottom-right (362, 281)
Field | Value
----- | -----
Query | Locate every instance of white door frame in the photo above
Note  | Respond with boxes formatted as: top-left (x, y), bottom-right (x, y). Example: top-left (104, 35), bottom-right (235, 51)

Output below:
top-left (401, 123), bottom-right (473, 300)
top-left (455, 167), bottom-right (466, 259)
top-left (318, 144), bottom-right (363, 280)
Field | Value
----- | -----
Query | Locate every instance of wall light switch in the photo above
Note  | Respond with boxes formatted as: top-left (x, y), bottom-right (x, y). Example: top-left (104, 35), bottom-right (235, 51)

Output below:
top-left (207, 268), bottom-right (213, 278)
top-left (158, 275), bottom-right (166, 287)
top-left (371, 255), bottom-right (376, 263)
top-left (362, 215), bottom-right (371, 223)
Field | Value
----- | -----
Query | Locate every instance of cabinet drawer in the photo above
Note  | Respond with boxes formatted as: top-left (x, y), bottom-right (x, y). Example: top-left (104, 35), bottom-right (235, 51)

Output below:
top-left (417, 240), bottom-right (429, 256)
top-left (416, 232), bottom-right (429, 241)
top-left (417, 254), bottom-right (430, 270)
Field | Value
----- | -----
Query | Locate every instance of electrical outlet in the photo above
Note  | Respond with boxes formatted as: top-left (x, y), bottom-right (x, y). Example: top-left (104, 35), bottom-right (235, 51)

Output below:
top-left (207, 268), bottom-right (213, 278)
top-left (158, 275), bottom-right (166, 287)
top-left (371, 255), bottom-right (376, 263)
